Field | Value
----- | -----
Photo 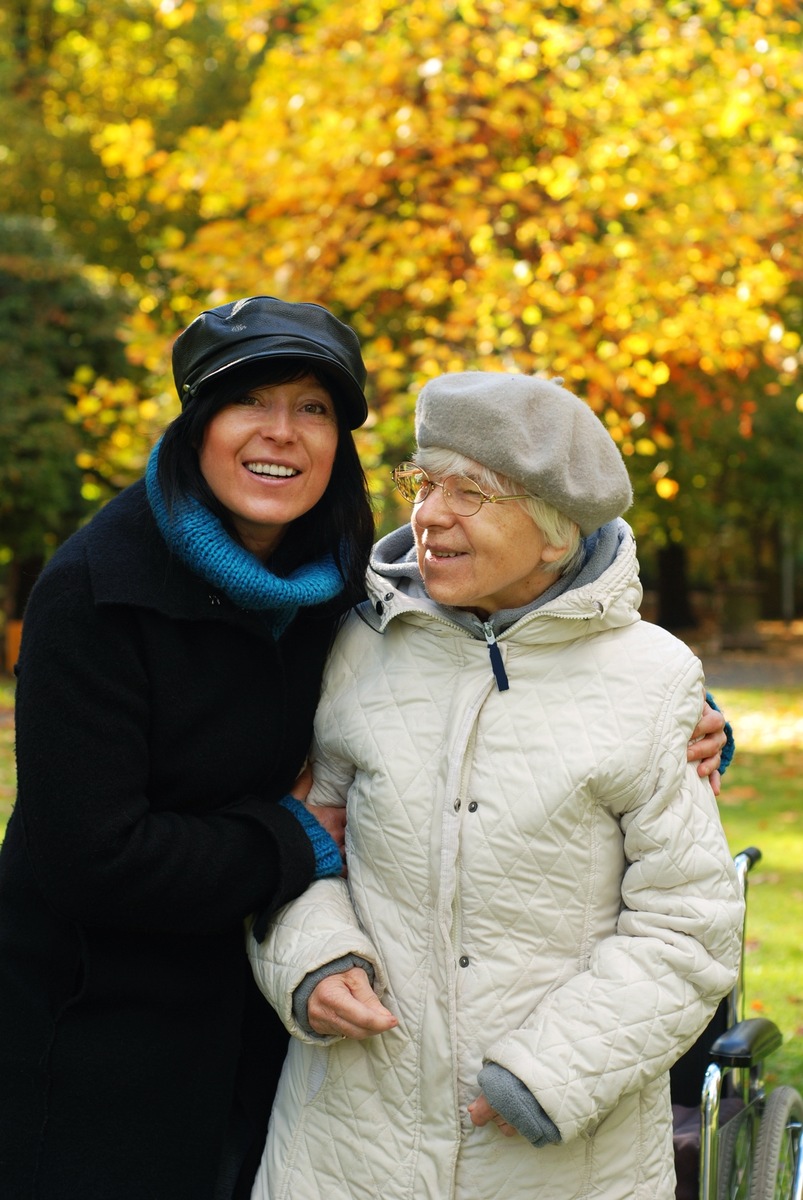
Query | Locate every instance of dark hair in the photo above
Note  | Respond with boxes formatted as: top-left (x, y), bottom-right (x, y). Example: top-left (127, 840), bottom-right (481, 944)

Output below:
top-left (156, 358), bottom-right (374, 608)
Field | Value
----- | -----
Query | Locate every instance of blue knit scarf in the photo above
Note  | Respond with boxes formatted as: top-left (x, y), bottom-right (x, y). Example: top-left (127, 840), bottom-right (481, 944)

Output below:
top-left (145, 439), bottom-right (345, 636)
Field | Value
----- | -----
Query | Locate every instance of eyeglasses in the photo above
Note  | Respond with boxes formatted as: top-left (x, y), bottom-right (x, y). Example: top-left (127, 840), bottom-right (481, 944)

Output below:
top-left (391, 462), bottom-right (529, 517)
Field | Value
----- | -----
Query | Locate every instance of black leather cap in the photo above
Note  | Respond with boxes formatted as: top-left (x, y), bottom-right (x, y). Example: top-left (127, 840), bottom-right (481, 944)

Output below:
top-left (172, 296), bottom-right (368, 428)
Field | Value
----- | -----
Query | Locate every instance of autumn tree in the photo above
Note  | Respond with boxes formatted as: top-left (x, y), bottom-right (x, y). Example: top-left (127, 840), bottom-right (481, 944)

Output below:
top-left (0, 0), bottom-right (324, 282)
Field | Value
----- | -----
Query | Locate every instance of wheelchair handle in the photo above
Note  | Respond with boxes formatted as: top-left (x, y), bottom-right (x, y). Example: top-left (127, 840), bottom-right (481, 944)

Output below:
top-left (734, 846), bottom-right (762, 873)
top-left (727, 848), bottom-right (762, 1030)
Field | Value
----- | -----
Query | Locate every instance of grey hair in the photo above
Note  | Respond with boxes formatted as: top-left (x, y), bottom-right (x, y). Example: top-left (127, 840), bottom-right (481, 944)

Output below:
top-left (414, 447), bottom-right (584, 576)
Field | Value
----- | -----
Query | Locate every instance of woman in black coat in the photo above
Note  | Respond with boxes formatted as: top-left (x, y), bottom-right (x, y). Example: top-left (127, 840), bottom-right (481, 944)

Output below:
top-left (0, 297), bottom-right (375, 1200)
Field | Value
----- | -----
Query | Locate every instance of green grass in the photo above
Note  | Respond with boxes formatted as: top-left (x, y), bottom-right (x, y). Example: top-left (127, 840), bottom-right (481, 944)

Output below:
top-left (710, 688), bottom-right (803, 1092)
top-left (0, 675), bottom-right (800, 1089)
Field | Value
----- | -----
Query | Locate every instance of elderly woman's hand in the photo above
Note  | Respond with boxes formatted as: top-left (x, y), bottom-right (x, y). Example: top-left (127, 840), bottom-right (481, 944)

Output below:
top-left (308, 967), bottom-right (398, 1039)
top-left (687, 698), bottom-right (727, 796)
top-left (467, 1094), bottom-right (519, 1137)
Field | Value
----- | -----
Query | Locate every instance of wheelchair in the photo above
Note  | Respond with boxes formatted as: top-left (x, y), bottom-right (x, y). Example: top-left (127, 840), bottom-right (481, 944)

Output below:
top-left (671, 847), bottom-right (803, 1200)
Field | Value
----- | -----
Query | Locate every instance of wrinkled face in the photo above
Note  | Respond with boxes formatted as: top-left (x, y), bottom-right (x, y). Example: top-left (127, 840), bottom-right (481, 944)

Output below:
top-left (198, 374), bottom-right (339, 559)
top-left (412, 473), bottom-right (563, 616)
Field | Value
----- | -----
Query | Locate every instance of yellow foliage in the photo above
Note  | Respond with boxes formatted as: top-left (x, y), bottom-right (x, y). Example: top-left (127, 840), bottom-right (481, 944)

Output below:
top-left (655, 478), bottom-right (680, 501)
top-left (20, 0), bottom-right (797, 491)
top-left (67, 371), bottom-right (171, 491)
top-left (92, 120), bottom-right (156, 178)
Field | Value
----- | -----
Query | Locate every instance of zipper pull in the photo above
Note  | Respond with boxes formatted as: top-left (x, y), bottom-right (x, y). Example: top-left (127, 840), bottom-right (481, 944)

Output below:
top-left (482, 622), bottom-right (509, 692)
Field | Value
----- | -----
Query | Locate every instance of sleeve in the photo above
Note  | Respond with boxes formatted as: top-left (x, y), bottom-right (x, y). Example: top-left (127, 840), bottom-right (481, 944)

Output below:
top-left (291, 955), bottom-right (376, 1034)
top-left (248, 725), bottom-right (387, 1040)
top-left (12, 554), bottom-right (319, 935)
top-left (248, 877), bottom-right (387, 1043)
top-left (477, 1063), bottom-right (561, 1147)
top-left (482, 659), bottom-right (744, 1143)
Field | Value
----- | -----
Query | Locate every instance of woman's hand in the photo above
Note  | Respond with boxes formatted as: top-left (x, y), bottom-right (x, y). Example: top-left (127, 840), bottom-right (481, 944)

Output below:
top-left (467, 1094), bottom-right (519, 1137)
top-left (290, 764), bottom-right (347, 862)
top-left (687, 698), bottom-right (727, 796)
top-left (308, 967), bottom-right (398, 1039)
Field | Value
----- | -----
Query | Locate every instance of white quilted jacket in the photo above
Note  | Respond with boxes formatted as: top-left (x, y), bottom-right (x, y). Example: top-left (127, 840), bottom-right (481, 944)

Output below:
top-left (250, 522), bottom-right (743, 1200)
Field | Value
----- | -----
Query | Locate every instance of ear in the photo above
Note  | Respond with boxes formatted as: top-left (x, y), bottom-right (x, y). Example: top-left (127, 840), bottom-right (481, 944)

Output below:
top-left (540, 542), bottom-right (567, 565)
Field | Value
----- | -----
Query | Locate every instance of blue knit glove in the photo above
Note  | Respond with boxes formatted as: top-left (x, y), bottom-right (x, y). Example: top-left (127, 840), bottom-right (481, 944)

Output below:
top-left (278, 795), bottom-right (343, 879)
top-left (706, 691), bottom-right (735, 774)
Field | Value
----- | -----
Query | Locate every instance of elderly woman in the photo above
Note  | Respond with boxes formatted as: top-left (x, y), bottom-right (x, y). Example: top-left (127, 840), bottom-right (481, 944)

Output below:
top-left (249, 371), bottom-right (743, 1200)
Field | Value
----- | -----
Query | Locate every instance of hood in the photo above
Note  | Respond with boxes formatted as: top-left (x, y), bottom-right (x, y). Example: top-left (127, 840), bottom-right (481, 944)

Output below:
top-left (359, 518), bottom-right (643, 648)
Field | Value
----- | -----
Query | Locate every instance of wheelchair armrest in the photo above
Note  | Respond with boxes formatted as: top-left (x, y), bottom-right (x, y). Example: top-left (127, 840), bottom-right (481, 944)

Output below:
top-left (709, 1017), bottom-right (783, 1068)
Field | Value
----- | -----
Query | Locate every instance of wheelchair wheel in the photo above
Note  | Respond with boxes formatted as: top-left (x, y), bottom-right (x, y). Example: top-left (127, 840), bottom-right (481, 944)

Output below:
top-left (749, 1086), bottom-right (803, 1200)
top-left (717, 1109), bottom-right (755, 1200)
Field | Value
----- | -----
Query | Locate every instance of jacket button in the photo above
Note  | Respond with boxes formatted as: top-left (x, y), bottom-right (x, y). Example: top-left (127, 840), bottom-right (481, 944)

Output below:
top-left (468, 801), bottom-right (478, 812)
top-left (454, 799), bottom-right (461, 811)
top-left (384, 592), bottom-right (394, 601)
top-left (459, 956), bottom-right (470, 968)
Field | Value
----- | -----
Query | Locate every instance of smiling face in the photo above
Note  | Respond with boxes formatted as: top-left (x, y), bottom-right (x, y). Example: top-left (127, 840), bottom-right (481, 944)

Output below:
top-left (412, 473), bottom-right (564, 616)
top-left (198, 374), bottom-right (339, 559)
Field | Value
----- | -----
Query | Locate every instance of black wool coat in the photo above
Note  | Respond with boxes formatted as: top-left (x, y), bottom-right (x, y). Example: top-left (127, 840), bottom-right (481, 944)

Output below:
top-left (0, 480), bottom-right (344, 1200)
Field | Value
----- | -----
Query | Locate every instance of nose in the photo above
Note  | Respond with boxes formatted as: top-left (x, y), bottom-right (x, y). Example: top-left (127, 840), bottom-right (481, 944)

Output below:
top-left (413, 482), bottom-right (455, 527)
top-left (256, 398), bottom-right (297, 443)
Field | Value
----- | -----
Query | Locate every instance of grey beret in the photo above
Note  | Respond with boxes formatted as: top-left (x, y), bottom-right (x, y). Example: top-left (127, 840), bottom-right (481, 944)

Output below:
top-left (415, 371), bottom-right (633, 535)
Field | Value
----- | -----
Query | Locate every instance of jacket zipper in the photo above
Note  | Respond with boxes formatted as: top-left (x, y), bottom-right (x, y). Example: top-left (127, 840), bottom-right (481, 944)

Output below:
top-left (482, 622), bottom-right (510, 692)
top-left (369, 595), bottom-right (605, 695)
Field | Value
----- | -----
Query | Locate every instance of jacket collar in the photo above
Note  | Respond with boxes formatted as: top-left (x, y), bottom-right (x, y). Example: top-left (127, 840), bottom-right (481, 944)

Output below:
top-left (361, 519), bottom-right (641, 640)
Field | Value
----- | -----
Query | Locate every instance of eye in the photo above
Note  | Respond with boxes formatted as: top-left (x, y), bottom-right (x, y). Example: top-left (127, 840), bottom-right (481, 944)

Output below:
top-left (450, 477), bottom-right (485, 501)
top-left (233, 394), bottom-right (260, 407)
top-left (299, 397), bottom-right (335, 419)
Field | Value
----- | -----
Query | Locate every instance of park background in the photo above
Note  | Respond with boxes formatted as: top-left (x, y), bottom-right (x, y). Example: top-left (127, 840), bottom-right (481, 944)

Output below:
top-left (0, 0), bottom-right (801, 1089)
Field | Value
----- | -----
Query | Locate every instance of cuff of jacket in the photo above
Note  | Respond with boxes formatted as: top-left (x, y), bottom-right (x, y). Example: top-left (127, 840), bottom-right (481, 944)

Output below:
top-left (478, 1062), bottom-right (562, 1148)
top-left (278, 795), bottom-right (343, 878)
top-left (705, 690), bottom-right (735, 774)
top-left (292, 954), bottom-right (376, 1036)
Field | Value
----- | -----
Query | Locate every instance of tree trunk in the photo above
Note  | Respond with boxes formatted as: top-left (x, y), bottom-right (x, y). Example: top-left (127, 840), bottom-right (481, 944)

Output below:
top-left (656, 543), bottom-right (697, 631)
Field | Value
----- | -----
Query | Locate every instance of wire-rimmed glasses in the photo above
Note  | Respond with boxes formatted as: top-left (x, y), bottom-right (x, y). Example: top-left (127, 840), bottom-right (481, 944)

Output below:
top-left (391, 462), bottom-right (529, 518)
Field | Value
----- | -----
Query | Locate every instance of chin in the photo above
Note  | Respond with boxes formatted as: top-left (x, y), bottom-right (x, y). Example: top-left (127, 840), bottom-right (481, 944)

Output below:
top-left (427, 587), bottom-right (470, 609)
